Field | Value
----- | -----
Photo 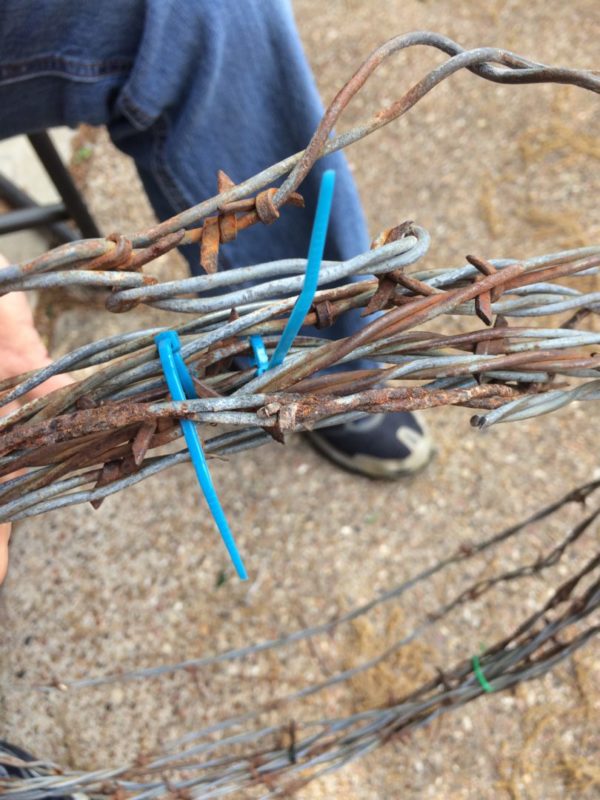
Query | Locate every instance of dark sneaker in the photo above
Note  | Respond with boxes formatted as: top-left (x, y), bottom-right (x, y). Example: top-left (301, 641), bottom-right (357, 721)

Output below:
top-left (306, 411), bottom-right (433, 479)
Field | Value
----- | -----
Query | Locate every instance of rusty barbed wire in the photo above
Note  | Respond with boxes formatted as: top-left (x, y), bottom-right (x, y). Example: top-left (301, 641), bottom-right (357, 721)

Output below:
top-left (1, 238), bottom-right (599, 522)
top-left (0, 32), bottom-right (598, 295)
top-left (0, 30), bottom-right (599, 800)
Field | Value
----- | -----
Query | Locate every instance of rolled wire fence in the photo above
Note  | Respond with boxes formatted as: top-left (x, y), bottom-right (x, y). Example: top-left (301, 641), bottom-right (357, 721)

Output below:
top-left (0, 31), bottom-right (599, 798)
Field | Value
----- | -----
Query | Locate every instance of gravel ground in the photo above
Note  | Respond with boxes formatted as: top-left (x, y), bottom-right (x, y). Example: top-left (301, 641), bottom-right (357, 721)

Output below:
top-left (1, 1), bottom-right (599, 798)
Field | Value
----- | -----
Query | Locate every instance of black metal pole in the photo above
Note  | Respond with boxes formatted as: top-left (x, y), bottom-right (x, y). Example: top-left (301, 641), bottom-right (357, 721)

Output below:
top-left (27, 131), bottom-right (102, 239)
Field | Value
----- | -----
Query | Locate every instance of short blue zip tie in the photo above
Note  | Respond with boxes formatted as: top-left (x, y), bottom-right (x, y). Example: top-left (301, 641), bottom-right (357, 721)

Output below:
top-left (155, 330), bottom-right (248, 580)
top-left (249, 333), bottom-right (269, 376)
top-left (249, 169), bottom-right (336, 376)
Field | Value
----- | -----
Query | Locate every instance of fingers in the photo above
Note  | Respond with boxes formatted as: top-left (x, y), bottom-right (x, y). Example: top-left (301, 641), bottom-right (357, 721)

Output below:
top-left (0, 523), bottom-right (10, 585)
top-left (0, 290), bottom-right (70, 380)
top-left (0, 255), bottom-right (73, 585)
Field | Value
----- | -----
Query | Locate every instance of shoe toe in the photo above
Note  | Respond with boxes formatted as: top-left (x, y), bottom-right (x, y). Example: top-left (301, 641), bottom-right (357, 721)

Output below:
top-left (307, 411), bottom-right (434, 479)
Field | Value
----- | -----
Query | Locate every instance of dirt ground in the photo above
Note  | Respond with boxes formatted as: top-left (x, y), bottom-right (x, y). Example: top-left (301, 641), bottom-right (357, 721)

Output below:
top-left (1, 1), bottom-right (599, 798)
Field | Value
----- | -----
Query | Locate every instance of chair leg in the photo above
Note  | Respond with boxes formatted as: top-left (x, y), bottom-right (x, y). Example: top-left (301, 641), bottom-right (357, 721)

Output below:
top-left (0, 173), bottom-right (76, 243)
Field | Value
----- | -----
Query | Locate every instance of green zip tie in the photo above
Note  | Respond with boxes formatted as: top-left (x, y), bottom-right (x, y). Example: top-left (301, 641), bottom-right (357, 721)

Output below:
top-left (472, 654), bottom-right (494, 693)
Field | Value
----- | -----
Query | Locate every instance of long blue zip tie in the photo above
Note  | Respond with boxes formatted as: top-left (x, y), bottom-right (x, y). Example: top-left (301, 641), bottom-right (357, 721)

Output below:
top-left (249, 169), bottom-right (336, 376)
top-left (268, 169), bottom-right (336, 369)
top-left (155, 330), bottom-right (248, 581)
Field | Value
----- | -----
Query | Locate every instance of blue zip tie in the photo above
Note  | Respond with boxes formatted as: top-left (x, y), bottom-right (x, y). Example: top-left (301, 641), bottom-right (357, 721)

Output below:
top-left (267, 169), bottom-right (336, 370)
top-left (155, 330), bottom-right (248, 581)
top-left (249, 334), bottom-right (269, 376)
top-left (171, 345), bottom-right (198, 400)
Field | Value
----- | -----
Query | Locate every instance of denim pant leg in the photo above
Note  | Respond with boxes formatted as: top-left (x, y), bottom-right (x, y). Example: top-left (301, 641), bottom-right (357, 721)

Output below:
top-left (0, 0), bottom-right (370, 340)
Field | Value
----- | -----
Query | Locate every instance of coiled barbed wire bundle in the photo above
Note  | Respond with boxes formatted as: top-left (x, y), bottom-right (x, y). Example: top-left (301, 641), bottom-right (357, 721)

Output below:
top-left (0, 30), bottom-right (599, 799)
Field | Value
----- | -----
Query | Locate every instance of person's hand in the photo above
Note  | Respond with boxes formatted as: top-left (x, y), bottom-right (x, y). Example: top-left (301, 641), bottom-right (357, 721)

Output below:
top-left (0, 256), bottom-right (72, 584)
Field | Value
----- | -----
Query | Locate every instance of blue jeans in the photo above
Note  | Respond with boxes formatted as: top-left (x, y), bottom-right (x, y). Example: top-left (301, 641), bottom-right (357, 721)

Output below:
top-left (0, 0), bottom-right (370, 340)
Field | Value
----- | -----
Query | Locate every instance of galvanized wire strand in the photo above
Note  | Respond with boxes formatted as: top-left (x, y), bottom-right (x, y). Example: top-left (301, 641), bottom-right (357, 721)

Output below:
top-left (102, 245), bottom-right (600, 316)
top-left (0, 270), bottom-right (155, 292)
top-left (104, 231), bottom-right (428, 313)
top-left (472, 378), bottom-right (600, 426)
